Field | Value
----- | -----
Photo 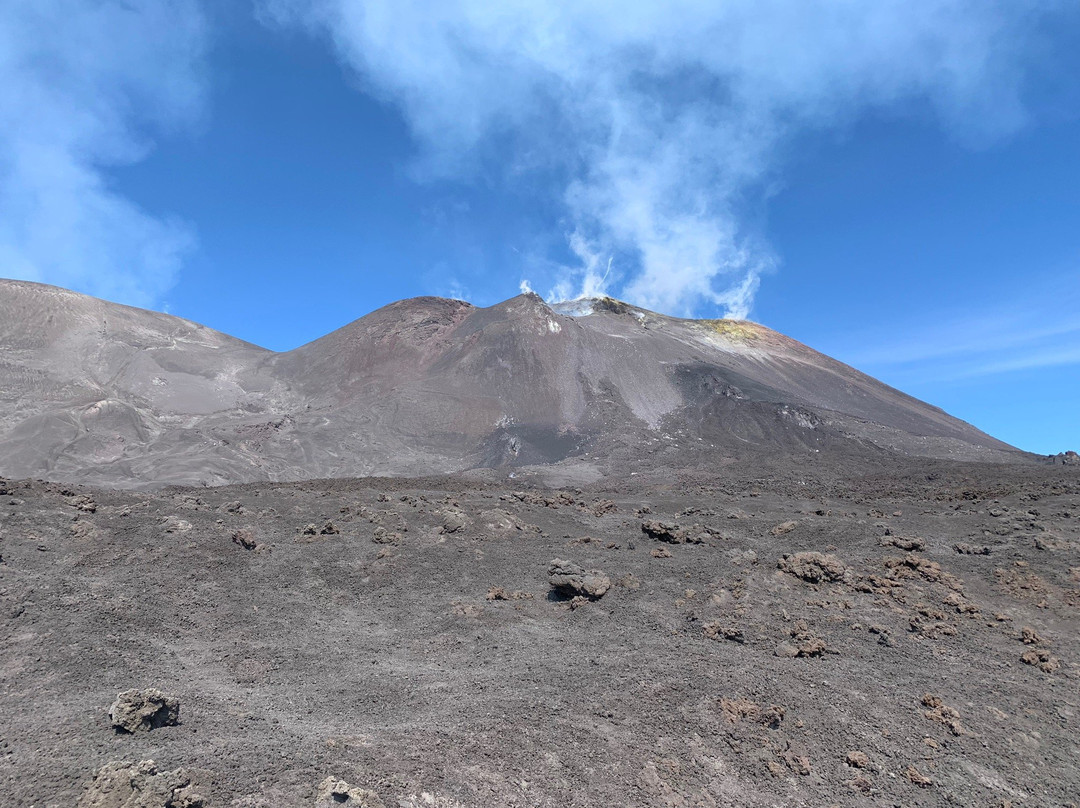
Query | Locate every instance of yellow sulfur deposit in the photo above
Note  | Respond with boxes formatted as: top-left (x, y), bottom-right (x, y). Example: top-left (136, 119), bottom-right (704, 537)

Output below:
top-left (698, 319), bottom-right (762, 342)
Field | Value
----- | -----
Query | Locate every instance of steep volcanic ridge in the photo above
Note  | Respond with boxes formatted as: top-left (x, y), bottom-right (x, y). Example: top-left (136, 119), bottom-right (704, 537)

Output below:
top-left (0, 279), bottom-right (1020, 488)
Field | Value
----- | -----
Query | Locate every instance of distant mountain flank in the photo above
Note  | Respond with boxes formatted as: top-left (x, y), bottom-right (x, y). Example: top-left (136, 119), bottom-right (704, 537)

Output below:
top-left (0, 278), bottom-right (1023, 488)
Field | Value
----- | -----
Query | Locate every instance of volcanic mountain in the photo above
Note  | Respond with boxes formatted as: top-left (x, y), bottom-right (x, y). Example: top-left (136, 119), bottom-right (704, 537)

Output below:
top-left (5, 278), bottom-right (1079, 808)
top-left (0, 278), bottom-right (1020, 487)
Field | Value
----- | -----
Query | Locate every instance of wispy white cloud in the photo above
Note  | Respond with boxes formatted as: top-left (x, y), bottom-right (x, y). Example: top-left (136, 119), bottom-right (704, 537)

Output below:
top-left (259, 0), bottom-right (1064, 319)
top-left (960, 344), bottom-right (1080, 378)
top-left (837, 270), bottom-right (1080, 382)
top-left (850, 317), bottom-right (1080, 369)
top-left (0, 1), bottom-right (206, 307)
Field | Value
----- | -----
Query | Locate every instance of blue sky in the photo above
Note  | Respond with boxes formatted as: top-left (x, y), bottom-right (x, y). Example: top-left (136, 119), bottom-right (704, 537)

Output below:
top-left (2, 1), bottom-right (1079, 454)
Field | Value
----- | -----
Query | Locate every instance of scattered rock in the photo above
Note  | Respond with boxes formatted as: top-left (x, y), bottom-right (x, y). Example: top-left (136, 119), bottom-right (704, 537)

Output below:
top-left (76, 760), bottom-right (204, 808)
top-left (547, 559), bottom-right (611, 600)
top-left (616, 574), bottom-right (641, 589)
top-left (1021, 648), bottom-right (1061, 673)
top-left (1034, 533), bottom-right (1070, 552)
top-left (845, 750), bottom-right (870, 768)
top-left (882, 535), bottom-right (925, 551)
top-left (770, 520), bottom-right (798, 536)
top-left (440, 510), bottom-right (467, 534)
top-left (782, 621), bottom-right (828, 657)
top-left (109, 689), bottom-right (180, 733)
top-left (511, 490), bottom-right (577, 509)
top-left (69, 494), bottom-right (97, 513)
top-left (592, 499), bottom-right (618, 517)
top-left (848, 774), bottom-right (873, 794)
top-left (785, 754), bottom-right (811, 775)
top-left (232, 528), bottom-right (257, 550)
top-left (954, 542), bottom-right (991, 556)
top-left (637, 519), bottom-right (712, 545)
top-left (650, 547), bottom-right (672, 559)
top-left (921, 693), bottom-right (963, 735)
top-left (775, 642), bottom-right (800, 658)
top-left (449, 602), bottom-right (482, 617)
top-left (909, 609), bottom-right (957, 639)
top-left (314, 777), bottom-right (386, 808)
top-left (777, 552), bottom-right (851, 584)
top-left (885, 555), bottom-right (963, 590)
top-left (161, 516), bottom-right (191, 533)
top-left (480, 508), bottom-right (529, 534)
top-left (794, 637), bottom-right (826, 657)
top-left (641, 520), bottom-right (685, 543)
top-left (372, 527), bottom-right (402, 545)
top-left (943, 591), bottom-right (980, 615)
top-left (702, 621), bottom-right (744, 643)
top-left (319, 520), bottom-right (339, 535)
top-left (867, 624), bottom-right (894, 647)
top-left (905, 765), bottom-right (932, 787)
top-left (1020, 625), bottom-right (1044, 645)
top-left (718, 697), bottom-right (784, 729)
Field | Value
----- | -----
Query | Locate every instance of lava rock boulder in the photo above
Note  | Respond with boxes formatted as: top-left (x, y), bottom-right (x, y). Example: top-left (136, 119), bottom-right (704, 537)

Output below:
top-left (547, 559), bottom-right (611, 601)
top-left (109, 689), bottom-right (180, 734)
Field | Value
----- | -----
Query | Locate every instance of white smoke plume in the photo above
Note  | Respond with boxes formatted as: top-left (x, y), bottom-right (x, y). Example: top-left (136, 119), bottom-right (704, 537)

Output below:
top-left (261, 0), bottom-right (1059, 319)
top-left (0, 1), bottom-right (206, 307)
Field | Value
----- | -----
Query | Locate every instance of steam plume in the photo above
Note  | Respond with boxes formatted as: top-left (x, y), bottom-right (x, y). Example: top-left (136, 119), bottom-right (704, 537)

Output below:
top-left (261, 0), bottom-right (1057, 319)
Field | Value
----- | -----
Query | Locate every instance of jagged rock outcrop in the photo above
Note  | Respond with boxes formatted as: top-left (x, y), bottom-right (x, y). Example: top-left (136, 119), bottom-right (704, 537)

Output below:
top-left (76, 760), bottom-right (203, 808)
top-left (109, 689), bottom-right (180, 733)
top-left (314, 777), bottom-right (386, 808)
top-left (777, 552), bottom-right (852, 585)
top-left (547, 559), bottom-right (611, 600)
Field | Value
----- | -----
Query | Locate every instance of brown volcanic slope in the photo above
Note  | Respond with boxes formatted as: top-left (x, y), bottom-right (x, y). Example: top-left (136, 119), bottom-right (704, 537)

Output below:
top-left (0, 279), bottom-right (1020, 487)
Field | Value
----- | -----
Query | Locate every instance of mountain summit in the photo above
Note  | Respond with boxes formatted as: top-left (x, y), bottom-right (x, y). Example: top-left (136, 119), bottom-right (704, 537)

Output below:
top-left (0, 279), bottom-right (1018, 487)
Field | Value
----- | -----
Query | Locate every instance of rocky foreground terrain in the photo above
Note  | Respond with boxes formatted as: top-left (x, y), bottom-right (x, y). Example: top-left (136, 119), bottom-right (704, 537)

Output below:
top-left (2, 455), bottom-right (1078, 807)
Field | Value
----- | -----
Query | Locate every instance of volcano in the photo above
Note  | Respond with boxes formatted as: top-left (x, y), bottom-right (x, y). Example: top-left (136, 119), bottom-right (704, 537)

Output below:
top-left (3, 278), bottom-right (1078, 808)
top-left (0, 278), bottom-right (1020, 488)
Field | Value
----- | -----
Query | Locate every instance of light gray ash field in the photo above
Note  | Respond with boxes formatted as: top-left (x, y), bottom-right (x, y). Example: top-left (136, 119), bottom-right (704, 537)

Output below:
top-left (0, 279), bottom-right (1077, 807)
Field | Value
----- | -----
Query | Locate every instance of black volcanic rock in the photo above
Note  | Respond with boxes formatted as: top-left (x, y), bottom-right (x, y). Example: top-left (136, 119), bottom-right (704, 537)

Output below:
top-left (0, 278), bottom-right (1022, 488)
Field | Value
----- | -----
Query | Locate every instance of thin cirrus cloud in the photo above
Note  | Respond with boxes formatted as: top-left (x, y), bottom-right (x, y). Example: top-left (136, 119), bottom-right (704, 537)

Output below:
top-left (0, 0), bottom-right (206, 308)
top-left (260, 0), bottom-right (1061, 319)
top-left (861, 325), bottom-right (1080, 384)
top-left (834, 271), bottom-right (1080, 383)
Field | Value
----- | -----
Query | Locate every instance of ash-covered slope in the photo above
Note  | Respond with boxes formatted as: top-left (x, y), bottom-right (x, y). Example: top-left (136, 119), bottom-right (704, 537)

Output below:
top-left (0, 279), bottom-right (1020, 487)
top-left (0, 280), bottom-right (282, 485)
